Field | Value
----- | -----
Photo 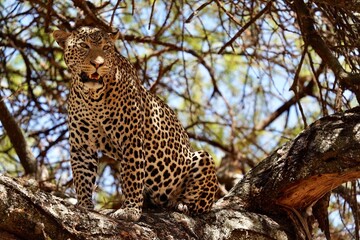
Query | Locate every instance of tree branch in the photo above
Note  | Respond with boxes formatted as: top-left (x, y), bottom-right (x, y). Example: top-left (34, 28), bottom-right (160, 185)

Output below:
top-left (217, 1), bottom-right (273, 54)
top-left (291, 0), bottom-right (360, 100)
top-left (220, 107), bottom-right (360, 215)
top-left (0, 174), bottom-right (291, 240)
top-left (0, 96), bottom-right (37, 176)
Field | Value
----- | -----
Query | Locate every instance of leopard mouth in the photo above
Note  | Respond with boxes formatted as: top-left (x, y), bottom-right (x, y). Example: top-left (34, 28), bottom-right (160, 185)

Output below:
top-left (79, 72), bottom-right (103, 84)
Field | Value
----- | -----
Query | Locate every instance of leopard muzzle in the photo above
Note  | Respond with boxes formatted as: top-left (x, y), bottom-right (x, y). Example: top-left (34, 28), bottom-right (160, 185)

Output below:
top-left (80, 72), bottom-right (104, 85)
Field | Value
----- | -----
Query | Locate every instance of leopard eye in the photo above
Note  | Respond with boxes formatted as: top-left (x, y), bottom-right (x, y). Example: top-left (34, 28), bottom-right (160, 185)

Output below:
top-left (103, 45), bottom-right (111, 50)
top-left (79, 42), bottom-right (89, 49)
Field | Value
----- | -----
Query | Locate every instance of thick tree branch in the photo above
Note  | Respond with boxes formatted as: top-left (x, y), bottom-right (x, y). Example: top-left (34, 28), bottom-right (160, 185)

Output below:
top-left (0, 174), bottom-right (291, 240)
top-left (219, 107), bottom-right (360, 215)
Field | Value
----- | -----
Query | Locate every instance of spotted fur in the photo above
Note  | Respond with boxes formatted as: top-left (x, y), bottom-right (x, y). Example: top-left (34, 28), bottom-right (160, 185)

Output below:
top-left (53, 26), bottom-right (218, 221)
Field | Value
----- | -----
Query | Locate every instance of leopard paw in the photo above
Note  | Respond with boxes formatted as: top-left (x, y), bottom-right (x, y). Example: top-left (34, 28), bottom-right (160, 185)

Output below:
top-left (109, 207), bottom-right (142, 221)
top-left (176, 202), bottom-right (189, 214)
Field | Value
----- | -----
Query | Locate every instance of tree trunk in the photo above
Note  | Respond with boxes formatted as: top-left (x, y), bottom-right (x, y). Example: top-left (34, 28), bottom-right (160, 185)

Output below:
top-left (1, 107), bottom-right (360, 240)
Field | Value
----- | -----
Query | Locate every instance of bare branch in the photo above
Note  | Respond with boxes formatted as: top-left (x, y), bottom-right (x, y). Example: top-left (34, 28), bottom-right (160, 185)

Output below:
top-left (291, 0), bottom-right (360, 100)
top-left (218, 1), bottom-right (273, 54)
top-left (0, 95), bottom-right (37, 175)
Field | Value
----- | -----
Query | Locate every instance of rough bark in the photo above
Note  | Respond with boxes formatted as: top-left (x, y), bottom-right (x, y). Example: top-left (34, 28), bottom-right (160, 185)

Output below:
top-left (221, 107), bottom-right (360, 211)
top-left (1, 107), bottom-right (360, 239)
top-left (0, 175), bottom-right (290, 240)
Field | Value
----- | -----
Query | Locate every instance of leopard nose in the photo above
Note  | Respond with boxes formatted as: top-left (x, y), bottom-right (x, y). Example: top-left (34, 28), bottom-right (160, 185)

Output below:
top-left (90, 56), bottom-right (104, 68)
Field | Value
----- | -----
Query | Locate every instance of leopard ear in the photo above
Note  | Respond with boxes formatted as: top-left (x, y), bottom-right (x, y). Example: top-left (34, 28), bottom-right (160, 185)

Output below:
top-left (109, 30), bottom-right (120, 42)
top-left (53, 30), bottom-right (71, 48)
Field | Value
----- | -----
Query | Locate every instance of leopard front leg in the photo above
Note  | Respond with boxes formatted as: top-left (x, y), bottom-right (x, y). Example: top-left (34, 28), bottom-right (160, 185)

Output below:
top-left (70, 146), bottom-right (98, 209)
top-left (110, 134), bottom-right (145, 221)
top-left (177, 150), bottom-right (219, 214)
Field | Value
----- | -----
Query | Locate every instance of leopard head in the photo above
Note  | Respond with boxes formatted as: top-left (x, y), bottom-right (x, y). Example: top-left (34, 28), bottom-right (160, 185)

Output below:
top-left (53, 26), bottom-right (119, 91)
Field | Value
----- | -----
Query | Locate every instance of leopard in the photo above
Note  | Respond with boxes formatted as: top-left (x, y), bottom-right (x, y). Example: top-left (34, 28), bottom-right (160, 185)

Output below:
top-left (53, 26), bottom-right (219, 221)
